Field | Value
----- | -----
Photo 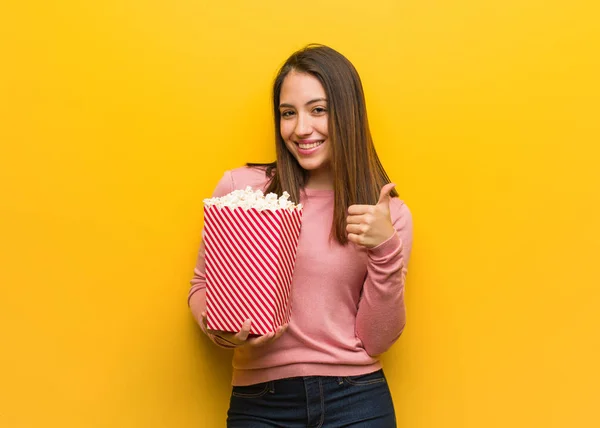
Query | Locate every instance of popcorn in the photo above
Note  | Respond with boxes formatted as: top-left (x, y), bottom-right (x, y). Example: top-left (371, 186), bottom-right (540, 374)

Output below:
top-left (203, 187), bottom-right (303, 335)
top-left (203, 186), bottom-right (303, 212)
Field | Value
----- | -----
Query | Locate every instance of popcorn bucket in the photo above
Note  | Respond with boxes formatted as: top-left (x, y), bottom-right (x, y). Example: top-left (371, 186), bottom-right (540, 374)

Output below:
top-left (203, 189), bottom-right (303, 335)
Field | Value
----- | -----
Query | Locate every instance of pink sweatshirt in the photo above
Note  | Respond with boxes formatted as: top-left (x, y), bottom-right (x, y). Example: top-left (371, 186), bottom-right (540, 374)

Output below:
top-left (188, 166), bottom-right (413, 386)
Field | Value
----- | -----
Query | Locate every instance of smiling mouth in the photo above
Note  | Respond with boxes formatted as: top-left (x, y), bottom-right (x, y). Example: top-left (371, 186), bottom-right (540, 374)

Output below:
top-left (297, 140), bottom-right (324, 149)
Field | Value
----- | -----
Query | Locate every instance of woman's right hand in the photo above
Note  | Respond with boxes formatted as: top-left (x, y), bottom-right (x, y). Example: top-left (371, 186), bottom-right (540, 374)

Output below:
top-left (201, 312), bottom-right (288, 348)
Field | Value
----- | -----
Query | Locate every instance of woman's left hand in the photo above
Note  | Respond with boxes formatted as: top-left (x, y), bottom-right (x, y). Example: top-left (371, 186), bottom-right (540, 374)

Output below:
top-left (346, 183), bottom-right (396, 249)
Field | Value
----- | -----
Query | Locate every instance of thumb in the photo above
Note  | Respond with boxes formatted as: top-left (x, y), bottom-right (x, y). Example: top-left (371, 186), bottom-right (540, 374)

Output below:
top-left (235, 319), bottom-right (252, 342)
top-left (377, 183), bottom-right (396, 206)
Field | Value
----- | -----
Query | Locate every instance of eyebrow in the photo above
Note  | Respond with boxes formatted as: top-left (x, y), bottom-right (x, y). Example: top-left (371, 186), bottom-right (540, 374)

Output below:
top-left (279, 98), bottom-right (328, 109)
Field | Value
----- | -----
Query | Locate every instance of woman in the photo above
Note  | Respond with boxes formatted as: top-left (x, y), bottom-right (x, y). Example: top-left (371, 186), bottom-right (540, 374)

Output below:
top-left (189, 44), bottom-right (413, 427)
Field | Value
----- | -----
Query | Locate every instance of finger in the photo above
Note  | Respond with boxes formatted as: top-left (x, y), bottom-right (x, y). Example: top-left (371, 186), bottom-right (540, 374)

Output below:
top-left (347, 233), bottom-right (363, 246)
top-left (234, 319), bottom-right (252, 342)
top-left (249, 324), bottom-right (288, 347)
top-left (206, 327), bottom-right (230, 336)
top-left (201, 311), bottom-right (208, 329)
top-left (207, 329), bottom-right (242, 348)
top-left (377, 183), bottom-right (396, 206)
top-left (346, 223), bottom-right (365, 235)
top-left (348, 205), bottom-right (374, 216)
top-left (247, 331), bottom-right (275, 347)
top-left (272, 324), bottom-right (288, 341)
top-left (346, 214), bottom-right (366, 224)
top-left (214, 333), bottom-right (241, 347)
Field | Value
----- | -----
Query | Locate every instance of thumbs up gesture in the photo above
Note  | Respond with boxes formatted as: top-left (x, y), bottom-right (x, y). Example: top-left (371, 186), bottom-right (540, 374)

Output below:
top-left (346, 183), bottom-right (397, 248)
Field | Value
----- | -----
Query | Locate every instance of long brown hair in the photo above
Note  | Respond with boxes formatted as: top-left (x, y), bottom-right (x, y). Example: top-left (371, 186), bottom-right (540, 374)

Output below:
top-left (248, 44), bottom-right (397, 245)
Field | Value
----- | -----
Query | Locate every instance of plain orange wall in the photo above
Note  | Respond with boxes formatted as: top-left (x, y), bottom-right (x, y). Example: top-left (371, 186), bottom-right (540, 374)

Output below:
top-left (1, 1), bottom-right (599, 427)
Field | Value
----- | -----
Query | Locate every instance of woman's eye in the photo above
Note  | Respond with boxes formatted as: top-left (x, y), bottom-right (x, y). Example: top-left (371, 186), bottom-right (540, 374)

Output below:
top-left (281, 110), bottom-right (295, 118)
top-left (313, 107), bottom-right (327, 114)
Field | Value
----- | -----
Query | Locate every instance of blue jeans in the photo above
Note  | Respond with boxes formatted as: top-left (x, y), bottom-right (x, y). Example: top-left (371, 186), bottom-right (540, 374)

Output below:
top-left (227, 369), bottom-right (396, 427)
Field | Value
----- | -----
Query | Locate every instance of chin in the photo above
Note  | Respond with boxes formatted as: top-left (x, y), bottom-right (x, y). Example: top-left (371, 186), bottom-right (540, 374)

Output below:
top-left (297, 160), bottom-right (322, 170)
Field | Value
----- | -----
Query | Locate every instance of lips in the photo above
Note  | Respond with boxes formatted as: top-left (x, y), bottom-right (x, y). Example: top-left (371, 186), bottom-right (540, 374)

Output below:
top-left (296, 140), bottom-right (324, 150)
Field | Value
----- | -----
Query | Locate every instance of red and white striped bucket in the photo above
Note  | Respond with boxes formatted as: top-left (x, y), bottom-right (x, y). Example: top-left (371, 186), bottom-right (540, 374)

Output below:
top-left (204, 205), bottom-right (303, 335)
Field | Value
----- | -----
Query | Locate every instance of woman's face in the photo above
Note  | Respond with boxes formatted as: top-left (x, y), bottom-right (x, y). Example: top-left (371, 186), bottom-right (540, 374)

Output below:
top-left (279, 71), bottom-right (331, 177)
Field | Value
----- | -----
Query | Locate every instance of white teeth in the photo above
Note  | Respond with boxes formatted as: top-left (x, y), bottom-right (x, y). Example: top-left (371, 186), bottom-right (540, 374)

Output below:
top-left (298, 141), bottom-right (324, 149)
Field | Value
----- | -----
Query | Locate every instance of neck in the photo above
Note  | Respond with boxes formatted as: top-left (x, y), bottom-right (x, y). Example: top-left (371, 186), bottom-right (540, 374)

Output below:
top-left (305, 167), bottom-right (334, 190)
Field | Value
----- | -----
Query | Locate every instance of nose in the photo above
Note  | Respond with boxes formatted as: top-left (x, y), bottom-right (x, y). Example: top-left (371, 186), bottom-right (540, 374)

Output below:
top-left (294, 113), bottom-right (312, 137)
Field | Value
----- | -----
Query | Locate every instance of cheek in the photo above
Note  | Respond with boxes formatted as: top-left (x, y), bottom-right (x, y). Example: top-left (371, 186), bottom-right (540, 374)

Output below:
top-left (280, 121), bottom-right (292, 140)
top-left (317, 117), bottom-right (329, 137)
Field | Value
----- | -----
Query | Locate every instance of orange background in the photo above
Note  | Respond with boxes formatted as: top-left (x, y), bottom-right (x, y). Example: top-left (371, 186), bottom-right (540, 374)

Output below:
top-left (1, 1), bottom-right (599, 427)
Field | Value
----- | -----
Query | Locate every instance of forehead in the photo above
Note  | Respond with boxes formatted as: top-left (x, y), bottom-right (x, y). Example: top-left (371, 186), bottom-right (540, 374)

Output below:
top-left (280, 71), bottom-right (326, 101)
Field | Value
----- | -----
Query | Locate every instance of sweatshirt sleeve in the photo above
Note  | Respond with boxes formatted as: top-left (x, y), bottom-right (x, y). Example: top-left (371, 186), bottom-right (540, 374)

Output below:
top-left (355, 200), bottom-right (413, 356)
top-left (188, 171), bottom-right (237, 349)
